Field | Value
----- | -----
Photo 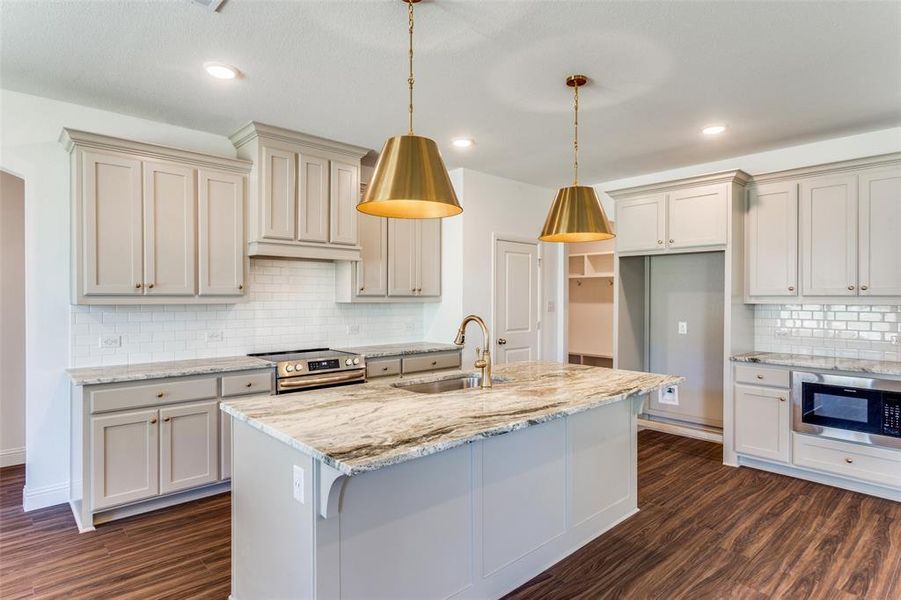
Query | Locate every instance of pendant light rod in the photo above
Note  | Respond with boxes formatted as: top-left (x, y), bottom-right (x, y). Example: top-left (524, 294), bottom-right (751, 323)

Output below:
top-left (406, 0), bottom-right (419, 135)
top-left (566, 74), bottom-right (587, 185)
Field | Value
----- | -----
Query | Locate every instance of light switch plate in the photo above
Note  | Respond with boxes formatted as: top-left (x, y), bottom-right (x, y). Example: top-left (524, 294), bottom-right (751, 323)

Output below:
top-left (658, 385), bottom-right (679, 406)
top-left (292, 465), bottom-right (305, 504)
top-left (678, 321), bottom-right (688, 335)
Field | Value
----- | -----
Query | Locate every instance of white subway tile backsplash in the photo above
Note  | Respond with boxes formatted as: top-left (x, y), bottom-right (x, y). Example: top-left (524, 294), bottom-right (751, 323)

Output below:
top-left (69, 259), bottom-right (426, 367)
top-left (754, 304), bottom-right (901, 361)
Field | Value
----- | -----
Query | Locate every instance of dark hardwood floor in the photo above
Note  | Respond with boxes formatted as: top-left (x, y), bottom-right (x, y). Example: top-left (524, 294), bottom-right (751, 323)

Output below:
top-left (2, 431), bottom-right (898, 599)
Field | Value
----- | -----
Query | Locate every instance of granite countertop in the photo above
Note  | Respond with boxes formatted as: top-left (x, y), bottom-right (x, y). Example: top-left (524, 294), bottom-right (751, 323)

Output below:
top-left (337, 341), bottom-right (461, 359)
top-left (221, 361), bottom-right (684, 476)
top-left (731, 351), bottom-right (901, 377)
top-left (66, 356), bottom-right (274, 386)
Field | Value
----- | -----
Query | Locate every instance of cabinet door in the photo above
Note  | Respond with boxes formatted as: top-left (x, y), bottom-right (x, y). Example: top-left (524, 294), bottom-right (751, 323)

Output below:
top-left (388, 219), bottom-right (417, 296)
top-left (667, 184), bottom-right (727, 249)
top-left (198, 169), bottom-right (245, 296)
top-left (91, 408), bottom-right (159, 510)
top-left (800, 174), bottom-right (858, 296)
top-left (329, 160), bottom-right (359, 245)
top-left (159, 400), bottom-right (219, 495)
top-left (734, 384), bottom-right (790, 463)
top-left (297, 154), bottom-right (329, 243)
top-left (143, 161), bottom-right (196, 295)
top-left (416, 219), bottom-right (442, 296)
top-left (858, 168), bottom-right (901, 296)
top-left (747, 182), bottom-right (798, 296)
top-left (81, 150), bottom-right (144, 295)
top-left (261, 145), bottom-right (296, 240)
top-left (356, 214), bottom-right (388, 297)
top-left (614, 194), bottom-right (666, 253)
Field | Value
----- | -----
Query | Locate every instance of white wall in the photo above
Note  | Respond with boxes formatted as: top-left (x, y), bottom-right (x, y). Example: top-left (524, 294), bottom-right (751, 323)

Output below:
top-left (0, 89), bottom-right (423, 510)
top-left (1, 170), bottom-right (26, 467)
top-left (425, 169), bottom-right (563, 364)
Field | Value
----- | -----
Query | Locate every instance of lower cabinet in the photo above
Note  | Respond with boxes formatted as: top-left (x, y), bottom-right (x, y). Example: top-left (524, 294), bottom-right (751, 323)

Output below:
top-left (734, 383), bottom-right (790, 463)
top-left (220, 410), bottom-right (233, 480)
top-left (91, 408), bottom-right (160, 511)
top-left (159, 400), bottom-right (219, 495)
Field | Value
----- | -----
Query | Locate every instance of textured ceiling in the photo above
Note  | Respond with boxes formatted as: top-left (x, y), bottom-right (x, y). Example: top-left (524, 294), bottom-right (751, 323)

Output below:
top-left (2, 0), bottom-right (900, 185)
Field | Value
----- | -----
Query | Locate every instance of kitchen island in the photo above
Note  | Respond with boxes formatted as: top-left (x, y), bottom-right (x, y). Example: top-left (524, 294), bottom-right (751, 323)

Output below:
top-left (222, 361), bottom-right (683, 600)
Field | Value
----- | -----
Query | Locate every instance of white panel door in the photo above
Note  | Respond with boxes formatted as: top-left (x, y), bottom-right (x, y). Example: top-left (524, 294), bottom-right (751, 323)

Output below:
top-left (142, 161), bottom-right (196, 295)
top-left (494, 239), bottom-right (539, 363)
top-left (91, 408), bottom-right (159, 510)
top-left (734, 384), bottom-right (789, 463)
top-left (667, 184), bottom-right (728, 249)
top-left (297, 154), bottom-right (329, 243)
top-left (747, 181), bottom-right (799, 296)
top-left (159, 400), bottom-right (219, 495)
top-left (416, 219), bottom-right (442, 297)
top-left (858, 168), bottom-right (901, 296)
top-left (800, 174), bottom-right (858, 296)
top-left (614, 194), bottom-right (666, 253)
top-left (387, 219), bottom-right (417, 296)
top-left (198, 169), bottom-right (245, 296)
top-left (81, 150), bottom-right (144, 295)
top-left (329, 160), bottom-right (359, 245)
top-left (261, 146), bottom-right (296, 240)
top-left (356, 214), bottom-right (388, 297)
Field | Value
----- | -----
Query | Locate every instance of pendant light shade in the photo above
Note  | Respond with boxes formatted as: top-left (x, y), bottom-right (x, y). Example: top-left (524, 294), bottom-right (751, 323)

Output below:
top-left (539, 74), bottom-right (615, 243)
top-left (357, 0), bottom-right (461, 219)
top-left (358, 135), bottom-right (461, 219)
top-left (539, 185), bottom-right (614, 242)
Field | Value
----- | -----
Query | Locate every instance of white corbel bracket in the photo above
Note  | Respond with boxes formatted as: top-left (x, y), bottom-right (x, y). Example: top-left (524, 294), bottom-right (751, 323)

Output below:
top-left (318, 461), bottom-right (347, 519)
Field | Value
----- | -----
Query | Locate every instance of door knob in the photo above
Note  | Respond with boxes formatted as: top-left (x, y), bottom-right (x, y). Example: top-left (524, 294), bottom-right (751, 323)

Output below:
top-left (497, 338), bottom-right (507, 345)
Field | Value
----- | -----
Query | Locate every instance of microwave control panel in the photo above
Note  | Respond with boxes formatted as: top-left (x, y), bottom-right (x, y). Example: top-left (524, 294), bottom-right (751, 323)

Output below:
top-left (884, 396), bottom-right (901, 437)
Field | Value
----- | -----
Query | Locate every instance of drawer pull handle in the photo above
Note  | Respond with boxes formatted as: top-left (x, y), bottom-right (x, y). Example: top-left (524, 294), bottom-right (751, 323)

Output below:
top-left (150, 418), bottom-right (158, 424)
top-left (156, 392), bottom-right (165, 398)
top-left (845, 457), bottom-right (854, 464)
top-left (756, 375), bottom-right (764, 380)
top-left (163, 417), bottom-right (171, 422)
top-left (431, 361), bottom-right (438, 366)
top-left (245, 382), bottom-right (253, 388)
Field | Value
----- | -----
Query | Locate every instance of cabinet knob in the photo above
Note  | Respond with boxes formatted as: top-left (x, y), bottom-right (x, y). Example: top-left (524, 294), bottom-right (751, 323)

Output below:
top-left (156, 392), bottom-right (164, 398)
top-left (359, 287), bottom-right (365, 292)
top-left (756, 374), bottom-right (764, 380)
top-left (147, 283), bottom-right (154, 289)
top-left (779, 397), bottom-right (786, 402)
top-left (382, 366), bottom-right (389, 371)
top-left (150, 418), bottom-right (158, 424)
top-left (861, 285), bottom-right (868, 291)
top-left (845, 457), bottom-right (854, 464)
top-left (245, 382), bottom-right (253, 388)
top-left (668, 239), bottom-right (675, 244)
top-left (788, 286), bottom-right (795, 292)
top-left (417, 288), bottom-right (422, 293)
top-left (657, 240), bottom-right (663, 245)
top-left (847, 285), bottom-right (855, 290)
top-left (163, 417), bottom-right (171, 422)
top-left (431, 360), bottom-right (438, 366)
top-left (135, 283), bottom-right (142, 289)
top-left (239, 284), bottom-right (244, 291)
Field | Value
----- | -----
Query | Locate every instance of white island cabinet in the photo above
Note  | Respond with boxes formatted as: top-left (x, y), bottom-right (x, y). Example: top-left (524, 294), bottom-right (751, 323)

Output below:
top-left (222, 361), bottom-right (682, 600)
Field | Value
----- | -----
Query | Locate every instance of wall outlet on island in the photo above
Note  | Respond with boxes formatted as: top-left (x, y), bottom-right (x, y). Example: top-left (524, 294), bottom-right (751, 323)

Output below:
top-left (658, 385), bottom-right (679, 406)
top-left (292, 465), bottom-right (305, 504)
top-left (99, 334), bottom-right (121, 349)
top-left (206, 330), bottom-right (224, 343)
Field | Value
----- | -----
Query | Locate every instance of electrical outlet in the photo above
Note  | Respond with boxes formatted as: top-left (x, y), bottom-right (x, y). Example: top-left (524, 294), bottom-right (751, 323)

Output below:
top-left (547, 300), bottom-right (556, 313)
top-left (658, 385), bottom-right (679, 406)
top-left (293, 465), bottom-right (305, 503)
top-left (346, 324), bottom-right (360, 335)
top-left (99, 334), bottom-right (121, 349)
top-left (776, 327), bottom-right (790, 337)
top-left (891, 334), bottom-right (900, 346)
top-left (404, 321), bottom-right (416, 332)
top-left (206, 330), bottom-right (224, 343)
top-left (678, 321), bottom-right (688, 335)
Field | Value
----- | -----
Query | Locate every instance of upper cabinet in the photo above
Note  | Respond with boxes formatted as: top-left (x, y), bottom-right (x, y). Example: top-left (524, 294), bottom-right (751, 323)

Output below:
top-left (62, 129), bottom-right (251, 305)
top-left (745, 156), bottom-right (901, 303)
top-left (610, 172), bottom-right (749, 256)
top-left (230, 122), bottom-right (368, 261)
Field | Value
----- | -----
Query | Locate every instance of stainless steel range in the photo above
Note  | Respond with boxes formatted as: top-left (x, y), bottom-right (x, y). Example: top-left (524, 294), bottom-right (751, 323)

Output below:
top-left (249, 348), bottom-right (366, 394)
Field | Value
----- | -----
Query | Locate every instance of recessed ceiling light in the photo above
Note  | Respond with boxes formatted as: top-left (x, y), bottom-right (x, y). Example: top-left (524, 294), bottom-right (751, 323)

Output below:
top-left (452, 138), bottom-right (474, 148)
top-left (702, 124), bottom-right (727, 135)
top-left (204, 62), bottom-right (239, 80)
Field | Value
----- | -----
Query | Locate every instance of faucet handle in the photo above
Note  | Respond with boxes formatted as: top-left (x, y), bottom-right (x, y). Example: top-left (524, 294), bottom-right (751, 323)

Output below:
top-left (474, 346), bottom-right (487, 369)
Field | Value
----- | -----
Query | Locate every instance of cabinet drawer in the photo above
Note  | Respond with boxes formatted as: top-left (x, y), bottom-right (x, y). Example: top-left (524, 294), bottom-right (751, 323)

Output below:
top-left (89, 377), bottom-right (218, 414)
top-left (734, 364), bottom-right (790, 388)
top-left (221, 371), bottom-right (273, 397)
top-left (402, 352), bottom-right (461, 375)
top-left (367, 358), bottom-right (401, 378)
top-left (793, 434), bottom-right (901, 488)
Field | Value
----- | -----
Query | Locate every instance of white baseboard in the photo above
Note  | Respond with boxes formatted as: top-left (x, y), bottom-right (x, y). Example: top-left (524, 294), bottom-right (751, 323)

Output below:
top-left (23, 480), bottom-right (69, 512)
top-left (638, 415), bottom-right (724, 444)
top-left (0, 447), bottom-right (25, 467)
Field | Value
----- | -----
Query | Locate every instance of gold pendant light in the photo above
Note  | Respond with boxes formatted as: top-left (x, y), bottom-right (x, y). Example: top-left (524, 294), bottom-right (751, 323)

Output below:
top-left (358, 0), bottom-right (462, 219)
top-left (539, 75), bottom-right (615, 243)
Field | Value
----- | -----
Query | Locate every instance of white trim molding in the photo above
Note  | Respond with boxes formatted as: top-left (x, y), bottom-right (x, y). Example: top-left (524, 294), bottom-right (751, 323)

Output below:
top-left (0, 447), bottom-right (25, 468)
top-left (23, 480), bottom-right (69, 512)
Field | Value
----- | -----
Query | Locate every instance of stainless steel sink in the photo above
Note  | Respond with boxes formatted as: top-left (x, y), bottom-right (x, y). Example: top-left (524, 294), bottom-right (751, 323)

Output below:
top-left (392, 374), bottom-right (508, 394)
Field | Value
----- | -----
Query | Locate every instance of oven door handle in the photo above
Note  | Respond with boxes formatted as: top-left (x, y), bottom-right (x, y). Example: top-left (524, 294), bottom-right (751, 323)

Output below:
top-left (278, 370), bottom-right (365, 391)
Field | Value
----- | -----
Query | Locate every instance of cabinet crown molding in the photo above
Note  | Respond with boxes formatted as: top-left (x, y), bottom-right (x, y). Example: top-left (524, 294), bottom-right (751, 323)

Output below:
top-left (229, 121), bottom-right (370, 160)
top-left (59, 128), bottom-right (252, 174)
top-left (606, 169), bottom-right (751, 200)
top-left (748, 152), bottom-right (901, 185)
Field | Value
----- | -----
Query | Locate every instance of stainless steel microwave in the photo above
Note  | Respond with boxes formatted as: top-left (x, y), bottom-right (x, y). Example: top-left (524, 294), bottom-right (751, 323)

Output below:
top-left (792, 371), bottom-right (901, 450)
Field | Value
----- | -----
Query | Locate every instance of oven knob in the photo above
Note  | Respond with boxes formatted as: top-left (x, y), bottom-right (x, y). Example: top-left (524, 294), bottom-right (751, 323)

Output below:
top-left (345, 358), bottom-right (353, 366)
top-left (353, 358), bottom-right (360, 365)
top-left (285, 364), bottom-right (294, 372)
top-left (295, 363), bottom-right (303, 371)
